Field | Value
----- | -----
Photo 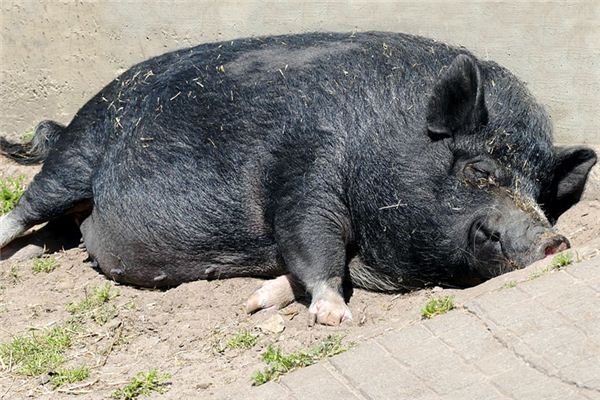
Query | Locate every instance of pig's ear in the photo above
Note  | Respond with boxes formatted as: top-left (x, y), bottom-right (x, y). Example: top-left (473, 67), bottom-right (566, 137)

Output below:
top-left (541, 146), bottom-right (597, 223)
top-left (426, 54), bottom-right (488, 141)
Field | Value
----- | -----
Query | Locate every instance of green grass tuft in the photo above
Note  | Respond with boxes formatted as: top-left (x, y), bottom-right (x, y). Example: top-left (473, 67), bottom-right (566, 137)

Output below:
top-left (421, 296), bottom-right (454, 319)
top-left (0, 175), bottom-right (26, 214)
top-left (66, 283), bottom-right (119, 325)
top-left (549, 251), bottom-right (573, 269)
top-left (50, 366), bottom-right (90, 387)
top-left (503, 280), bottom-right (518, 289)
top-left (529, 270), bottom-right (544, 280)
top-left (0, 326), bottom-right (73, 376)
top-left (251, 335), bottom-right (348, 386)
top-left (111, 369), bottom-right (171, 399)
top-left (66, 282), bottom-right (119, 313)
top-left (529, 251), bottom-right (575, 280)
top-left (226, 330), bottom-right (257, 350)
top-left (21, 130), bottom-right (35, 142)
top-left (32, 257), bottom-right (58, 274)
top-left (9, 265), bottom-right (20, 283)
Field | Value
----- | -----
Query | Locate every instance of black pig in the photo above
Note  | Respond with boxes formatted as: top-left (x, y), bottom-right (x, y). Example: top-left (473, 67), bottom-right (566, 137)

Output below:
top-left (1, 32), bottom-right (596, 325)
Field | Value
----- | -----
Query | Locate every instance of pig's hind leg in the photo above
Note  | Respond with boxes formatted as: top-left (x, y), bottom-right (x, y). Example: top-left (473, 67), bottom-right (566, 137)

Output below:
top-left (0, 213), bottom-right (27, 249)
top-left (0, 128), bottom-right (94, 251)
top-left (0, 173), bottom-right (92, 251)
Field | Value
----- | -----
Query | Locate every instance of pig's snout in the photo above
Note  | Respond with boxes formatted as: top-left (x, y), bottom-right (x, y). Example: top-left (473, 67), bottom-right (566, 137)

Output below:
top-left (469, 211), bottom-right (571, 278)
top-left (539, 234), bottom-right (570, 257)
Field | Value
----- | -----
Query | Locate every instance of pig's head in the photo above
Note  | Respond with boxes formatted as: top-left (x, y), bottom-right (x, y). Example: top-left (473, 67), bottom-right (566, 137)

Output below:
top-left (420, 54), bottom-right (596, 283)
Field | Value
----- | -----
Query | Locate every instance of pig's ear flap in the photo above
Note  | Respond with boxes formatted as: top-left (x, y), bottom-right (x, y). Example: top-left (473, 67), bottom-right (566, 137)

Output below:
top-left (426, 54), bottom-right (488, 141)
top-left (541, 146), bottom-right (597, 223)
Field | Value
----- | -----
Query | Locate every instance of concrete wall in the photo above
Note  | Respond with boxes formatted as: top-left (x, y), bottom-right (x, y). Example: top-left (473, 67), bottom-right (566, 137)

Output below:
top-left (1, 1), bottom-right (598, 144)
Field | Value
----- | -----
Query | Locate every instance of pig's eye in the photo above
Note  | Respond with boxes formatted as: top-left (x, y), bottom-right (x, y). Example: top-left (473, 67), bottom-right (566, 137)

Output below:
top-left (465, 163), bottom-right (490, 179)
top-left (463, 160), bottom-right (499, 186)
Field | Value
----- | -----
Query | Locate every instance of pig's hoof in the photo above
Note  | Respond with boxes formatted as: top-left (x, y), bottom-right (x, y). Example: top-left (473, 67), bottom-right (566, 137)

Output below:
top-left (245, 274), bottom-right (297, 314)
top-left (308, 291), bottom-right (352, 326)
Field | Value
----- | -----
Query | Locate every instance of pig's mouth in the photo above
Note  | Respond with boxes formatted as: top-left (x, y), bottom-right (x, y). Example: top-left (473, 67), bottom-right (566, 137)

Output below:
top-left (467, 216), bottom-right (571, 279)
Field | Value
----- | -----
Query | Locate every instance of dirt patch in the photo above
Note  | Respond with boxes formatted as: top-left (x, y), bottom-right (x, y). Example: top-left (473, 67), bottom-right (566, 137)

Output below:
top-left (1, 149), bottom-right (599, 400)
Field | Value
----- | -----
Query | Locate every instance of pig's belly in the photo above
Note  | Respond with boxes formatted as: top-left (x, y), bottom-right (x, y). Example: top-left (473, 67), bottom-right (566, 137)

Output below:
top-left (79, 205), bottom-right (283, 288)
top-left (82, 145), bottom-right (283, 286)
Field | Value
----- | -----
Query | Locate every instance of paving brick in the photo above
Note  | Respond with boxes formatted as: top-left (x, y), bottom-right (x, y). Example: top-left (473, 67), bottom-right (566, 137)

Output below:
top-left (517, 269), bottom-right (578, 297)
top-left (552, 290), bottom-right (600, 328)
top-left (473, 350), bottom-right (520, 377)
top-left (378, 332), bottom-right (449, 368)
top-left (518, 325), bottom-right (592, 370)
top-left (565, 263), bottom-right (600, 293)
top-left (574, 313), bottom-right (600, 338)
top-left (572, 391), bottom-right (600, 400)
top-left (566, 259), bottom-right (600, 279)
top-left (329, 342), bottom-right (437, 399)
top-left (408, 355), bottom-right (484, 395)
top-left (280, 363), bottom-right (361, 400)
top-left (441, 381), bottom-right (510, 400)
top-left (218, 382), bottom-right (292, 400)
top-left (378, 321), bottom-right (486, 395)
top-left (376, 324), bottom-right (438, 366)
top-left (555, 300), bottom-right (600, 329)
top-left (466, 293), bottom-right (567, 337)
top-left (426, 313), bottom-right (505, 363)
top-left (468, 286), bottom-right (534, 311)
top-left (493, 363), bottom-right (577, 400)
top-left (534, 284), bottom-right (597, 313)
top-left (559, 355), bottom-right (600, 390)
top-left (421, 310), bottom-right (475, 334)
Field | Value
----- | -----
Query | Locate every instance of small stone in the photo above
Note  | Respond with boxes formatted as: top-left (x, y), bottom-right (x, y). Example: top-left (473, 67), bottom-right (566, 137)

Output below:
top-left (432, 286), bottom-right (444, 292)
top-left (38, 374), bottom-right (50, 385)
top-left (256, 314), bottom-right (285, 334)
top-left (55, 279), bottom-right (75, 291)
top-left (105, 318), bottom-right (122, 331)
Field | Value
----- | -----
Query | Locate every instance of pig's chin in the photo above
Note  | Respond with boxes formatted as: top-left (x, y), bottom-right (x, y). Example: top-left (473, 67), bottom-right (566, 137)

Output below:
top-left (470, 258), bottom-right (523, 281)
top-left (467, 241), bottom-right (533, 280)
top-left (466, 237), bottom-right (524, 281)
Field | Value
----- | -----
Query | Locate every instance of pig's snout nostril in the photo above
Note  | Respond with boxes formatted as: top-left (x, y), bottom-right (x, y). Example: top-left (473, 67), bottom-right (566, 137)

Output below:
top-left (489, 231), bottom-right (501, 242)
top-left (543, 235), bottom-right (570, 256)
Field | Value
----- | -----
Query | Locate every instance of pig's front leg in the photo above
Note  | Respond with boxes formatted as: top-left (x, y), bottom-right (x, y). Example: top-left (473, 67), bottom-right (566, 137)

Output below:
top-left (275, 204), bottom-right (353, 326)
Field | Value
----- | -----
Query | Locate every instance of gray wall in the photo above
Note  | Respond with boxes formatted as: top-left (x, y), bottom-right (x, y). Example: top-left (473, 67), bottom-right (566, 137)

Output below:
top-left (1, 1), bottom-right (598, 144)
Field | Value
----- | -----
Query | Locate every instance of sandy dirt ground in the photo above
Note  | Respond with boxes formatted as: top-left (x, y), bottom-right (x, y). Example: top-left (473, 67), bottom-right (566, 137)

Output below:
top-left (1, 147), bottom-right (598, 399)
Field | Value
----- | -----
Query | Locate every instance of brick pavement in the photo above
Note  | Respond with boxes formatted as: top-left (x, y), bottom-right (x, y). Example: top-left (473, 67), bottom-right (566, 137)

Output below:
top-left (223, 255), bottom-right (600, 400)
